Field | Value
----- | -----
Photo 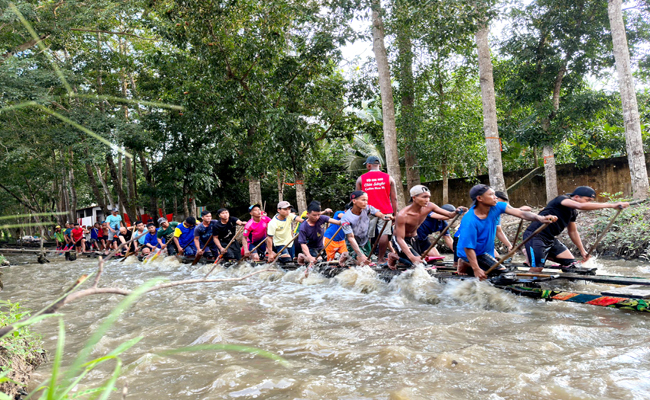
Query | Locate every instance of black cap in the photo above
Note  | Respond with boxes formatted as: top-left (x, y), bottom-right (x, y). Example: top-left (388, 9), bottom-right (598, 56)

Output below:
top-left (200, 210), bottom-right (211, 217)
top-left (248, 204), bottom-right (261, 212)
top-left (495, 190), bottom-right (509, 202)
top-left (185, 216), bottom-right (197, 225)
top-left (570, 186), bottom-right (596, 198)
top-left (350, 190), bottom-right (365, 200)
top-left (441, 204), bottom-right (456, 213)
top-left (469, 184), bottom-right (491, 205)
top-left (363, 156), bottom-right (381, 165)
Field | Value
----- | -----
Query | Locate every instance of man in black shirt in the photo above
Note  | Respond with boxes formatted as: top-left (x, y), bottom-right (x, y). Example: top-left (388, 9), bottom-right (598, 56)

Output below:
top-left (212, 208), bottom-right (245, 261)
top-left (525, 186), bottom-right (629, 272)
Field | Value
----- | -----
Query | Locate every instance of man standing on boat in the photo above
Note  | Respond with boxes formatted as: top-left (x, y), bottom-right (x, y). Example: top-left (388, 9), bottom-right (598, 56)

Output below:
top-left (356, 156), bottom-right (398, 266)
top-left (391, 185), bottom-right (465, 268)
top-left (105, 208), bottom-right (123, 250)
top-left (213, 208), bottom-right (245, 261)
top-left (297, 201), bottom-right (339, 264)
top-left (524, 186), bottom-right (629, 273)
top-left (456, 184), bottom-right (557, 280)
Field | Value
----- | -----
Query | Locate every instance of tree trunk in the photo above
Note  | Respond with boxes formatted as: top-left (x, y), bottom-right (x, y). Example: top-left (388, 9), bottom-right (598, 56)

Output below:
top-left (106, 153), bottom-right (129, 219)
top-left (277, 171), bottom-right (285, 203)
top-left (173, 196), bottom-right (178, 220)
top-left (475, 22), bottom-right (507, 193)
top-left (191, 196), bottom-right (197, 218)
top-left (371, 0), bottom-right (406, 210)
top-left (68, 169), bottom-right (77, 223)
top-left (442, 163), bottom-right (449, 205)
top-left (295, 170), bottom-right (307, 214)
top-left (182, 182), bottom-right (189, 219)
top-left (608, 0), bottom-right (649, 199)
top-left (542, 145), bottom-right (558, 200)
top-left (396, 19), bottom-right (420, 196)
top-left (96, 164), bottom-right (115, 210)
top-left (125, 154), bottom-right (137, 219)
top-left (83, 152), bottom-right (109, 217)
top-left (249, 178), bottom-right (262, 206)
top-left (117, 153), bottom-right (123, 211)
top-left (138, 151), bottom-right (158, 219)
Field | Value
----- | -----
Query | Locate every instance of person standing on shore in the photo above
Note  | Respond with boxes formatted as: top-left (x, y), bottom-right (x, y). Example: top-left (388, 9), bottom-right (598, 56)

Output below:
top-left (355, 156), bottom-right (398, 266)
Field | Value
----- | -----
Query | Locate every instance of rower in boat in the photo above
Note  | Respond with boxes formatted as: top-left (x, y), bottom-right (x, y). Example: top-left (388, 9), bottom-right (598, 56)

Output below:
top-left (54, 225), bottom-right (64, 250)
top-left (456, 184), bottom-right (557, 280)
top-left (194, 211), bottom-right (219, 258)
top-left (157, 218), bottom-right (180, 255)
top-left (141, 223), bottom-right (160, 256)
top-left (493, 191), bottom-right (533, 257)
top-left (391, 185), bottom-right (466, 268)
top-left (297, 201), bottom-right (339, 264)
top-left (242, 204), bottom-right (271, 261)
top-left (524, 186), bottom-right (629, 273)
top-left (133, 221), bottom-right (146, 253)
top-left (71, 223), bottom-right (87, 255)
top-left (212, 208), bottom-right (246, 261)
top-left (117, 226), bottom-right (135, 256)
top-left (414, 203), bottom-right (456, 258)
top-left (173, 217), bottom-right (197, 256)
top-left (323, 210), bottom-right (347, 262)
top-left (266, 201), bottom-right (304, 264)
top-left (341, 190), bottom-right (392, 266)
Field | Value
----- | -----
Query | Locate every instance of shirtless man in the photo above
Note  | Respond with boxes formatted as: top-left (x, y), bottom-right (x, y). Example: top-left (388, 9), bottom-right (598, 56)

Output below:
top-left (391, 185), bottom-right (467, 268)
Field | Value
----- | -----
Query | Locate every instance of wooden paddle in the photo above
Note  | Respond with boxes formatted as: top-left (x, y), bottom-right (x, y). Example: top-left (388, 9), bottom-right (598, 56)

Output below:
top-left (243, 234), bottom-right (268, 260)
top-left (191, 235), bottom-right (214, 266)
top-left (305, 223), bottom-right (345, 277)
top-left (421, 212), bottom-right (462, 257)
top-left (511, 220), bottom-right (524, 248)
top-left (119, 231), bottom-right (147, 262)
top-left (485, 222), bottom-right (551, 275)
top-left (203, 226), bottom-right (244, 278)
top-left (584, 205), bottom-right (624, 259)
top-left (368, 216), bottom-right (390, 262)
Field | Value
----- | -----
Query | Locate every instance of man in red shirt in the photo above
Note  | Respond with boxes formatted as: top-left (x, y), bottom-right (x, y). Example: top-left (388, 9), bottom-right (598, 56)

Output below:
top-left (71, 222), bottom-right (86, 255)
top-left (355, 155), bottom-right (398, 265)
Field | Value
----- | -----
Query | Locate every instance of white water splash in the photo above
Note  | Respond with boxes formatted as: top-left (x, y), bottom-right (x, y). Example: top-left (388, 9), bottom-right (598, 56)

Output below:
top-left (443, 279), bottom-right (520, 312)
top-left (334, 266), bottom-right (381, 294)
top-left (388, 265), bottom-right (441, 304)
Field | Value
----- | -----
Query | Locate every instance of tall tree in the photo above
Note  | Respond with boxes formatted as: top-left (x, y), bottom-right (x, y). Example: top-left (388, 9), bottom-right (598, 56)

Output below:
top-left (608, 0), bottom-right (649, 199)
top-left (371, 0), bottom-right (406, 208)
top-left (475, 21), bottom-right (506, 193)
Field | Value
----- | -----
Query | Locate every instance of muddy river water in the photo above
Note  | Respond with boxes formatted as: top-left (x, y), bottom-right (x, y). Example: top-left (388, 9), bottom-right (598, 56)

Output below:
top-left (1, 254), bottom-right (649, 399)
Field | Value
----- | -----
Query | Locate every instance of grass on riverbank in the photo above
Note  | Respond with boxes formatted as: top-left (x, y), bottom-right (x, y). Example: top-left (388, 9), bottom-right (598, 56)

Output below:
top-left (0, 301), bottom-right (46, 399)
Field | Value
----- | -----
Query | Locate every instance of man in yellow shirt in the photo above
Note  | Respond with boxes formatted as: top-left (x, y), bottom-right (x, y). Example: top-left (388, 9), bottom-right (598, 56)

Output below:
top-left (266, 201), bottom-right (304, 264)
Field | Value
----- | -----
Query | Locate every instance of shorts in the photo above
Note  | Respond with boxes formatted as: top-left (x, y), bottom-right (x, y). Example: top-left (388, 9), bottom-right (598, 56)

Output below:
top-left (524, 234), bottom-right (570, 269)
top-left (369, 214), bottom-right (393, 238)
top-left (273, 245), bottom-right (292, 263)
top-left (391, 236), bottom-right (419, 266)
top-left (72, 239), bottom-right (83, 248)
top-left (414, 238), bottom-right (432, 256)
top-left (248, 238), bottom-right (267, 256)
top-left (325, 239), bottom-right (348, 261)
top-left (344, 239), bottom-right (369, 260)
top-left (182, 243), bottom-right (197, 257)
top-left (219, 240), bottom-right (241, 261)
top-left (458, 253), bottom-right (499, 275)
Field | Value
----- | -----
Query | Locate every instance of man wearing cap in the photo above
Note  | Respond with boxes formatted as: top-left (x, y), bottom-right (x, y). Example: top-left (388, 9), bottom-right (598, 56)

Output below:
top-left (194, 211), bottom-right (219, 258)
top-left (414, 204), bottom-right (456, 258)
top-left (341, 190), bottom-right (392, 265)
top-left (173, 217), bottom-right (198, 256)
top-left (54, 225), bottom-right (65, 249)
top-left (456, 184), bottom-right (557, 280)
top-left (297, 201), bottom-right (338, 264)
top-left (356, 155), bottom-right (398, 265)
top-left (243, 204), bottom-right (271, 260)
top-left (213, 208), bottom-right (246, 261)
top-left (157, 218), bottom-right (180, 255)
top-left (105, 208), bottom-right (123, 250)
top-left (71, 223), bottom-right (86, 254)
top-left (391, 185), bottom-right (465, 268)
top-left (524, 186), bottom-right (629, 273)
top-left (266, 201), bottom-right (305, 263)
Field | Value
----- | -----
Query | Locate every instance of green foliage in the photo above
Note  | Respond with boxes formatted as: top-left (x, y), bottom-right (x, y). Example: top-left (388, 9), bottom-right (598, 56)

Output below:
top-left (0, 301), bottom-right (44, 371)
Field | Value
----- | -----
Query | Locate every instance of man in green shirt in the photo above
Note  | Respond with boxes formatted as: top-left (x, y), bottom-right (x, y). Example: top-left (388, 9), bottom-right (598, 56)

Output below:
top-left (157, 217), bottom-right (180, 255)
top-left (54, 226), bottom-right (65, 249)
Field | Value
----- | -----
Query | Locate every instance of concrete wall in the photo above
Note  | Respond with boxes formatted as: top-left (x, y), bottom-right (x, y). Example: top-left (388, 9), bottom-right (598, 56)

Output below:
top-left (422, 156), bottom-right (650, 207)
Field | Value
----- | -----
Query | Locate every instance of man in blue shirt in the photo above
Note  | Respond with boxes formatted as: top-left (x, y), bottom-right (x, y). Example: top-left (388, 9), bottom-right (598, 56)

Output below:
top-left (456, 184), bottom-right (556, 280)
top-left (141, 223), bottom-right (159, 255)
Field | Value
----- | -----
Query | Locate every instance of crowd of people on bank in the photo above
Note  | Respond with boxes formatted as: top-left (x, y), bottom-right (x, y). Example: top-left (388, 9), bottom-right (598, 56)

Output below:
top-left (55, 156), bottom-right (630, 278)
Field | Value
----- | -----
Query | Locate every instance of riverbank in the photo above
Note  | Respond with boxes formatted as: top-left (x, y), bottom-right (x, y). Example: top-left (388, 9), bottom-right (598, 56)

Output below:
top-left (0, 302), bottom-right (46, 398)
top-left (497, 203), bottom-right (650, 259)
